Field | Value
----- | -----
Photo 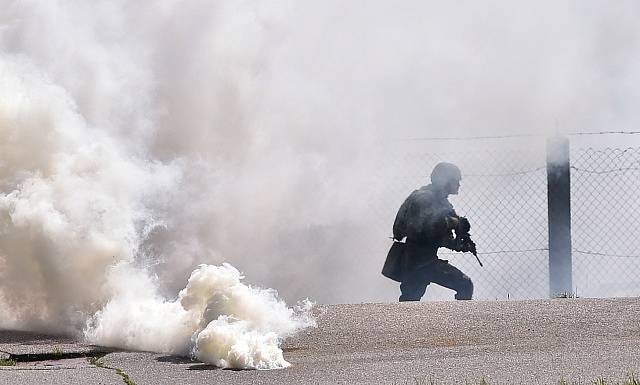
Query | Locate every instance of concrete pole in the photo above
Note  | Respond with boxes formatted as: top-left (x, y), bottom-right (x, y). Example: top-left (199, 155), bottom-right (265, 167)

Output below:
top-left (546, 136), bottom-right (573, 297)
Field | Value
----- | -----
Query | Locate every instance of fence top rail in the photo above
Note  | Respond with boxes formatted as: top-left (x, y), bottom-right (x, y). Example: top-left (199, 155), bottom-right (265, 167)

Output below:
top-left (573, 249), bottom-right (640, 259)
top-left (571, 166), bottom-right (640, 174)
top-left (405, 131), bottom-right (640, 141)
top-left (465, 167), bottom-right (546, 177)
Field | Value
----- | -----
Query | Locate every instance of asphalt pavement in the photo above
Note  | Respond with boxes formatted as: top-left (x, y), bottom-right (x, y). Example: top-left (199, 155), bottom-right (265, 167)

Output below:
top-left (1, 297), bottom-right (639, 384)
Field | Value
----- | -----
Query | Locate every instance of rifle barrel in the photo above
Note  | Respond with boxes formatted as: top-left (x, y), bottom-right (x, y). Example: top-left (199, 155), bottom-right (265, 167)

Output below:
top-left (473, 252), bottom-right (484, 267)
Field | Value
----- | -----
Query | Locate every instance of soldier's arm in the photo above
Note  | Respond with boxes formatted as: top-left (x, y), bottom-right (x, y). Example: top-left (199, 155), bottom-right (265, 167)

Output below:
top-left (392, 193), bottom-right (415, 241)
top-left (430, 207), bottom-right (462, 250)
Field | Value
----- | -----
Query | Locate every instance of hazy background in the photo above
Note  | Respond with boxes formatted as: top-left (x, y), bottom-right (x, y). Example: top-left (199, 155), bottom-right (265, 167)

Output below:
top-left (1, 1), bottom-right (640, 334)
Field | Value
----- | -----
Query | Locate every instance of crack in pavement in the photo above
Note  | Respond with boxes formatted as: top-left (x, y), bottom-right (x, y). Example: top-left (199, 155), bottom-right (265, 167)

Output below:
top-left (1, 344), bottom-right (136, 384)
top-left (88, 354), bottom-right (137, 385)
top-left (8, 350), bottom-right (107, 362)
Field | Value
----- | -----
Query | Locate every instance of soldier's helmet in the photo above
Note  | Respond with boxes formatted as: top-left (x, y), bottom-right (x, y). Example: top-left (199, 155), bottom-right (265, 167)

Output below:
top-left (430, 162), bottom-right (461, 187)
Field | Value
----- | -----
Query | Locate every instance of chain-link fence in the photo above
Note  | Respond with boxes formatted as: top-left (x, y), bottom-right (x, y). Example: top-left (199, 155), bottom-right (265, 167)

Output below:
top-left (572, 147), bottom-right (640, 297)
top-left (377, 135), bottom-right (640, 300)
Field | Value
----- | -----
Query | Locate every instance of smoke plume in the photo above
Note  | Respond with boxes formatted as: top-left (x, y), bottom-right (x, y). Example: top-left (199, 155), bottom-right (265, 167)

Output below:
top-left (1, 0), bottom-right (640, 363)
top-left (84, 263), bottom-right (314, 369)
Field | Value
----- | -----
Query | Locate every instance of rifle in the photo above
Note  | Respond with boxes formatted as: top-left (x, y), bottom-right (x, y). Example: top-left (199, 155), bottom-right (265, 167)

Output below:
top-left (454, 217), bottom-right (483, 267)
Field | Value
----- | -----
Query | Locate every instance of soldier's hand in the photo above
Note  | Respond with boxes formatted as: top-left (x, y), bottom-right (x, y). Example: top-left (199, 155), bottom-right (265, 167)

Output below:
top-left (458, 217), bottom-right (471, 233)
top-left (460, 238), bottom-right (476, 253)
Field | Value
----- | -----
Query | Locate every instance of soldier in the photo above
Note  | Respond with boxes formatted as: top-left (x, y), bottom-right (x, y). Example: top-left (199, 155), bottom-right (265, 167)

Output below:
top-left (382, 162), bottom-right (474, 301)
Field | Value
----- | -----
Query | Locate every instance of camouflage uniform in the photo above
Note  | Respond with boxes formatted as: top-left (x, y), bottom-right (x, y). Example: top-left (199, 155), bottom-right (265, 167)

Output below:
top-left (387, 184), bottom-right (473, 301)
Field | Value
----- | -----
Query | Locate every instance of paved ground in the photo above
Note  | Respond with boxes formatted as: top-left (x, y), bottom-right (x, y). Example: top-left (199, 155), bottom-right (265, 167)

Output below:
top-left (1, 298), bottom-right (639, 384)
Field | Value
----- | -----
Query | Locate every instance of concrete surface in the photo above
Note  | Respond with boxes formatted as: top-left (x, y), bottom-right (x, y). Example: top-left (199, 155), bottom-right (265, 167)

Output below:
top-left (0, 330), bottom-right (107, 356)
top-left (1, 298), bottom-right (639, 384)
top-left (0, 365), bottom-right (122, 385)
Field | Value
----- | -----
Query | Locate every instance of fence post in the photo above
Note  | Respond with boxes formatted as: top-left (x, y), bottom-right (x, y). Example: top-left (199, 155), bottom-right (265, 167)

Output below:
top-left (546, 136), bottom-right (573, 297)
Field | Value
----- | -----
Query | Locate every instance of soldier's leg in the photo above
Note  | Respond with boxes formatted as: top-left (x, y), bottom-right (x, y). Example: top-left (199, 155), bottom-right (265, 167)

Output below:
top-left (399, 272), bottom-right (429, 301)
top-left (427, 260), bottom-right (474, 300)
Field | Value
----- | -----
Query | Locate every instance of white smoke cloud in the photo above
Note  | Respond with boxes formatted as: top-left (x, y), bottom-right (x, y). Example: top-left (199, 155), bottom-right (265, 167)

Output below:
top-left (85, 263), bottom-right (314, 369)
top-left (0, 54), bottom-right (175, 332)
top-left (0, 52), bottom-right (313, 368)
top-left (1, 0), bottom-right (640, 363)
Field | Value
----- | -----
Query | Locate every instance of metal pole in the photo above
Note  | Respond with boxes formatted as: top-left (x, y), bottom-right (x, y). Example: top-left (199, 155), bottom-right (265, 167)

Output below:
top-left (546, 136), bottom-right (573, 297)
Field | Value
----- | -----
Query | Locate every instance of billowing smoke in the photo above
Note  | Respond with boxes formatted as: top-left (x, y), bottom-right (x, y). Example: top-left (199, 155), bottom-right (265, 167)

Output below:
top-left (85, 263), bottom-right (313, 369)
top-left (0, 55), bottom-right (178, 333)
top-left (0, 1), bottom-right (320, 368)
top-left (1, 0), bottom-right (640, 364)
top-left (0, 53), bottom-right (313, 368)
